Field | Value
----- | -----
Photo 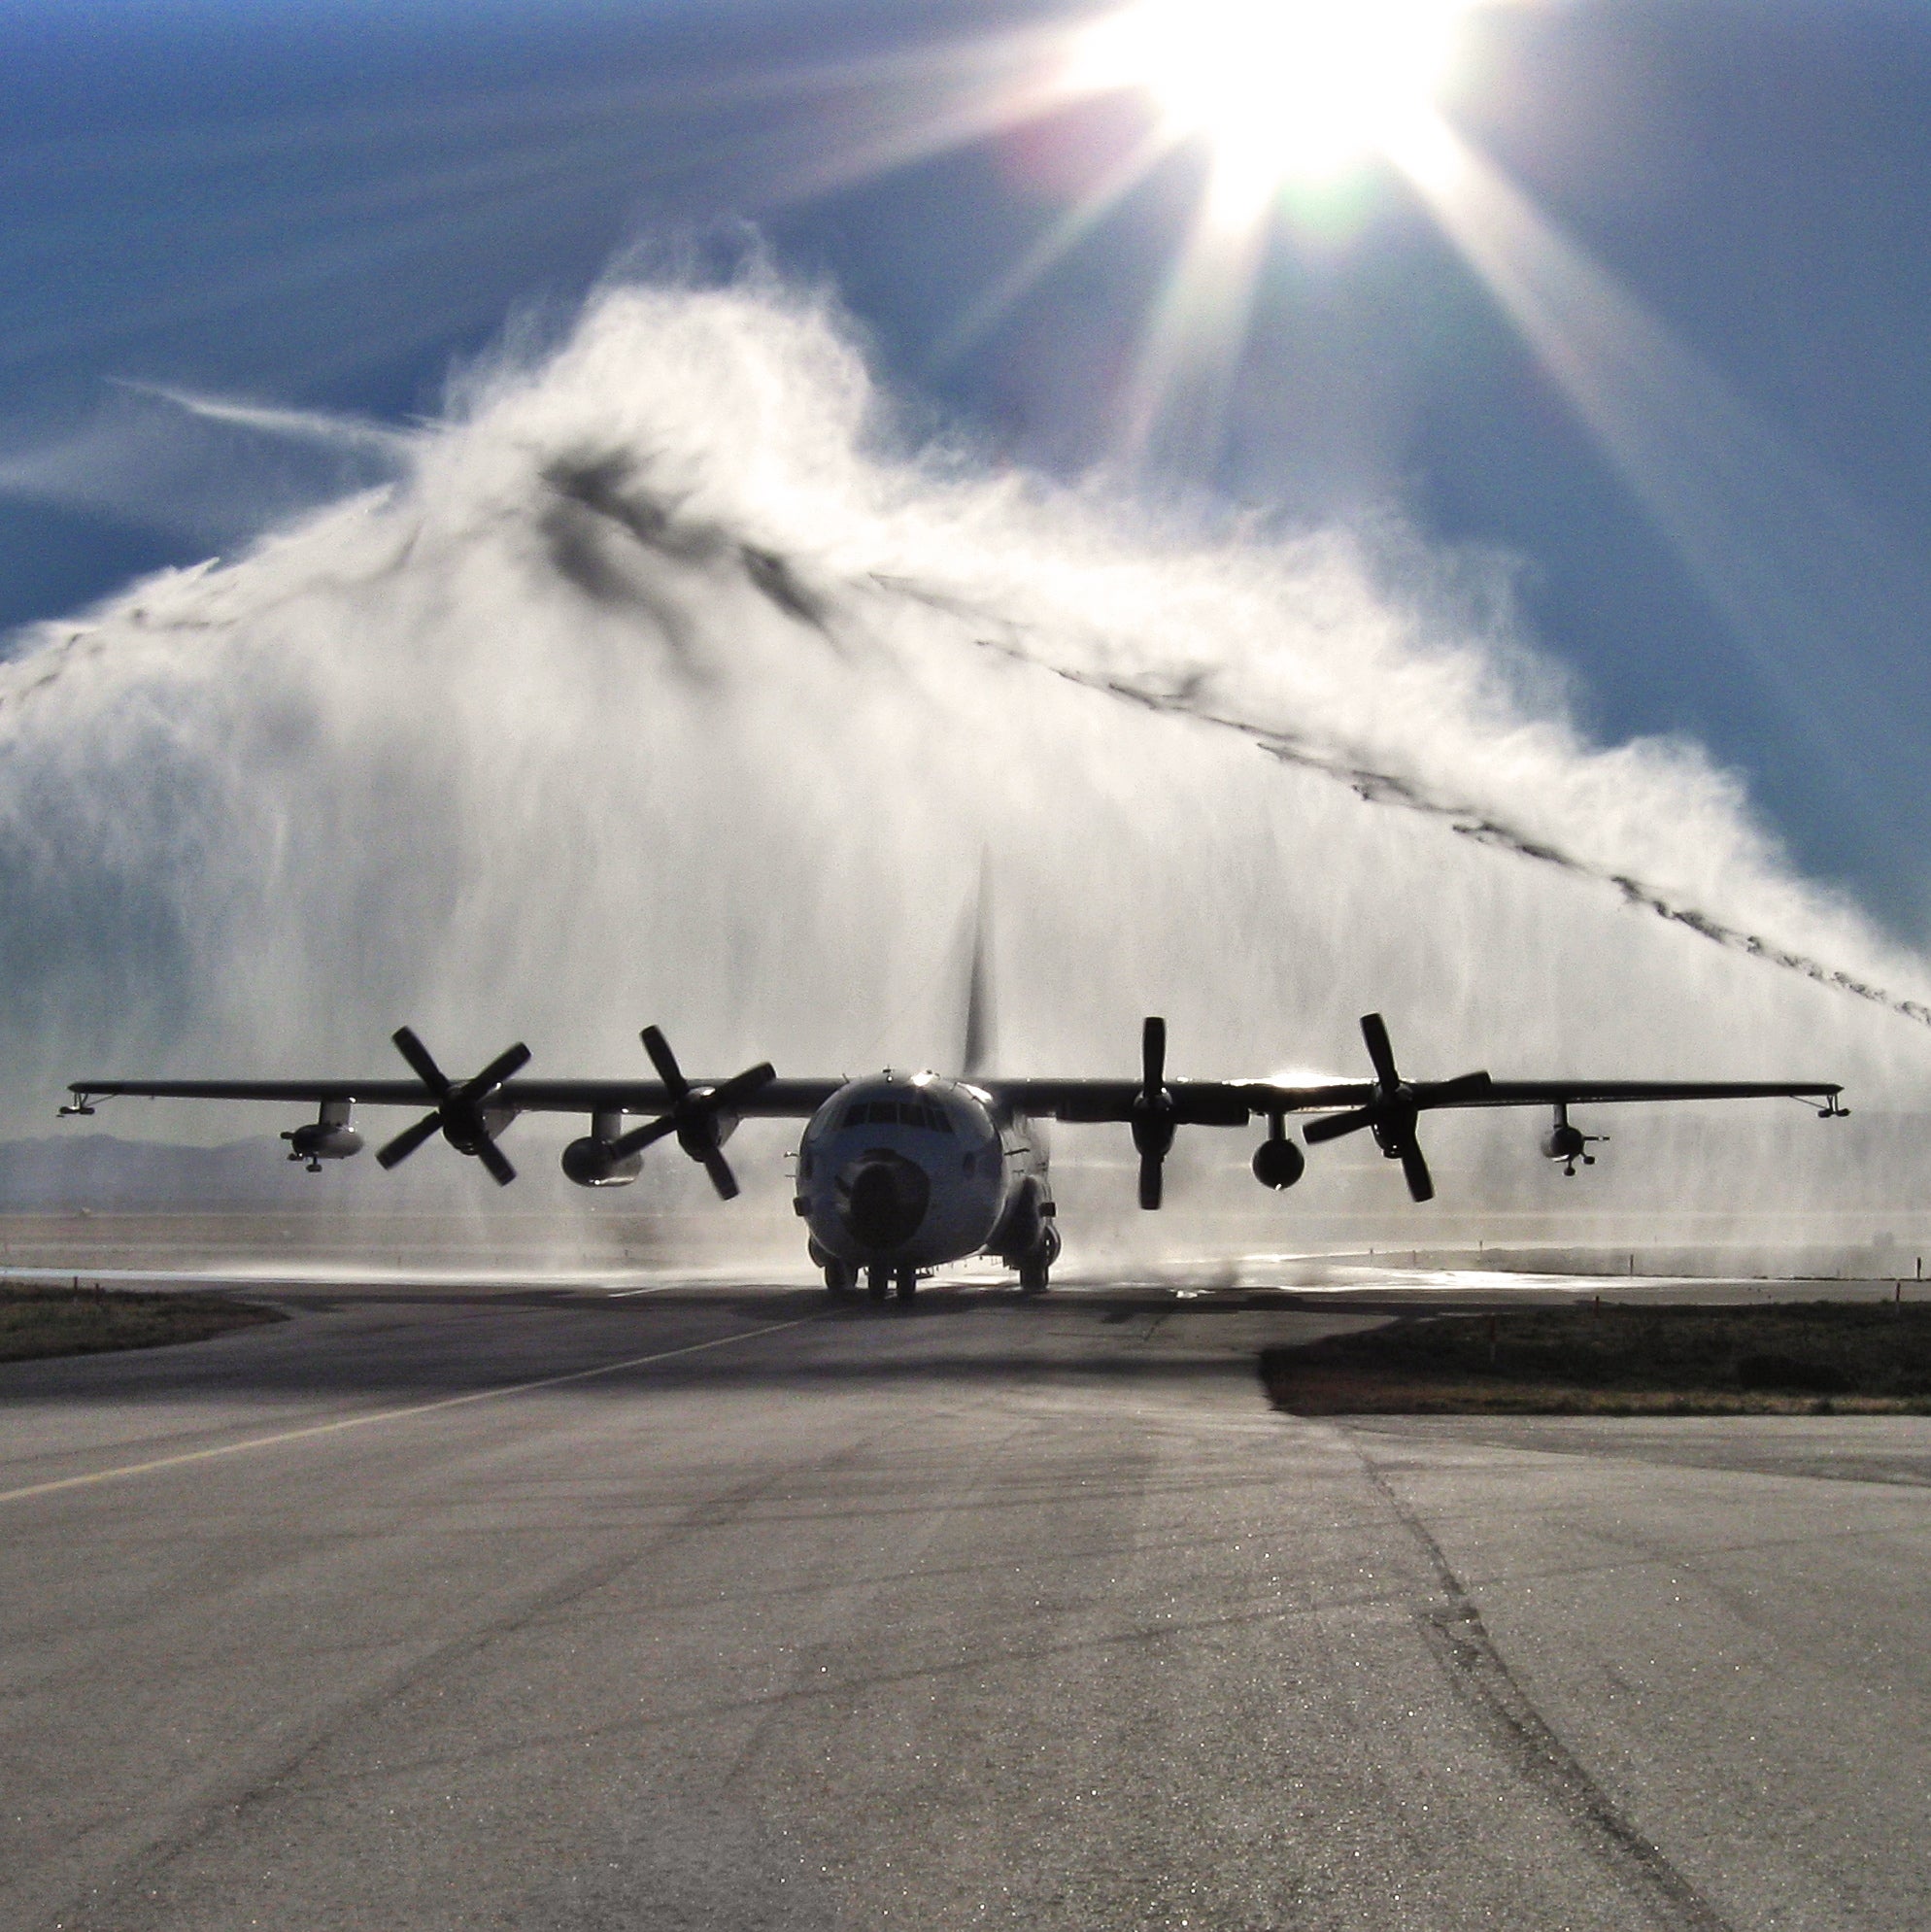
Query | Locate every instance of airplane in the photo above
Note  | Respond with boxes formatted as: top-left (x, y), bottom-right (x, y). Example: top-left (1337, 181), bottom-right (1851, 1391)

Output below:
top-left (62, 1010), bottom-right (1847, 1301)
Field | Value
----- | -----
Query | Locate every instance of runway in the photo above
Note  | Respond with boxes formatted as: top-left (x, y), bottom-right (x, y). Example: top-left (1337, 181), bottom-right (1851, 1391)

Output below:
top-left (5, 1279), bottom-right (1931, 1929)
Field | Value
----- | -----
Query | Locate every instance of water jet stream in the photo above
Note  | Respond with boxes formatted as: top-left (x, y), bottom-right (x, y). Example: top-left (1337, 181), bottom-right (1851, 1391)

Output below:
top-left (1, 281), bottom-right (1923, 1247)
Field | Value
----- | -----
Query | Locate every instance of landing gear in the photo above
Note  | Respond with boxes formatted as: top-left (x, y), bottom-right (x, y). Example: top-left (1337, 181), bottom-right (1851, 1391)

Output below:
top-left (1017, 1222), bottom-right (1062, 1297)
top-left (866, 1266), bottom-right (890, 1302)
top-left (823, 1259), bottom-right (856, 1297)
top-left (895, 1267), bottom-right (918, 1302)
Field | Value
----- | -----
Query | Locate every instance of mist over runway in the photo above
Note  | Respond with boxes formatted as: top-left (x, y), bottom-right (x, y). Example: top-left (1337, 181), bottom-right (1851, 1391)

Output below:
top-left (6, 1279), bottom-right (1931, 1930)
top-left (1, 278), bottom-right (1925, 1242)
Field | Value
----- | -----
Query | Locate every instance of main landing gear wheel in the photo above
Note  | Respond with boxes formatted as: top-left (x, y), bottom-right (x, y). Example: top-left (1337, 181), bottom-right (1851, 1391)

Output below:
top-left (1019, 1223), bottom-right (1061, 1296)
top-left (823, 1260), bottom-right (856, 1297)
top-left (866, 1266), bottom-right (890, 1302)
top-left (895, 1268), bottom-right (918, 1302)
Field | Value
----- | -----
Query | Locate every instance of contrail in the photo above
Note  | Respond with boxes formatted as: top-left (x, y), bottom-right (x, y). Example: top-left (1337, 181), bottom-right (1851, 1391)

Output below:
top-left (109, 380), bottom-right (415, 459)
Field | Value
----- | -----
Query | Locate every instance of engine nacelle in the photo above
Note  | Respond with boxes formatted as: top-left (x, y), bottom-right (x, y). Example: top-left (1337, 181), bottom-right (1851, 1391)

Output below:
top-left (1252, 1135), bottom-right (1307, 1191)
top-left (561, 1137), bottom-right (643, 1188)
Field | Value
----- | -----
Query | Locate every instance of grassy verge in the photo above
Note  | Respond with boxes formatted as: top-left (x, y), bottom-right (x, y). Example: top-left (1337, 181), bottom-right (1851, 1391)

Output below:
top-left (0, 1285), bottom-right (283, 1365)
top-left (1262, 1303), bottom-right (1931, 1415)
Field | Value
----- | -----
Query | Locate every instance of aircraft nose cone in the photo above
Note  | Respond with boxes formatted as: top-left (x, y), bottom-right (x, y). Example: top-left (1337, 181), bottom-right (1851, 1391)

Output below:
top-left (839, 1153), bottom-right (931, 1251)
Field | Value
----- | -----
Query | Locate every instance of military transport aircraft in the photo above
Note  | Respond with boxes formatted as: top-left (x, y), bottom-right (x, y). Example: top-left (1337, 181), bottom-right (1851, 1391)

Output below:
top-left (63, 1012), bottom-right (1846, 1300)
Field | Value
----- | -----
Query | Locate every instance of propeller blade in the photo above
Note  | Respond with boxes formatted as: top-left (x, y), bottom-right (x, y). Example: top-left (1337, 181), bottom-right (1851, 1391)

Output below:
top-left (1304, 1107), bottom-right (1374, 1144)
top-left (1141, 1015), bottom-right (1167, 1094)
top-left (1360, 1013), bottom-right (1401, 1092)
top-left (1137, 1150), bottom-right (1165, 1211)
top-left (700, 1146), bottom-right (740, 1201)
top-left (376, 1110), bottom-right (443, 1169)
top-left (1399, 1139), bottom-right (1435, 1203)
top-left (607, 1113), bottom-right (680, 1161)
top-left (473, 1135), bottom-right (517, 1188)
top-left (640, 1025), bottom-right (690, 1099)
top-left (1416, 1070), bottom-right (1493, 1109)
top-left (710, 1061), bottom-right (777, 1113)
top-left (390, 1027), bottom-right (451, 1098)
top-left (463, 1040), bottom-right (531, 1100)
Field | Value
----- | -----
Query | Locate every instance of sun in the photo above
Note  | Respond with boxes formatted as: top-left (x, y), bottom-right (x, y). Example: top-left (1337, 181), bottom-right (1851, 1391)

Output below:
top-left (1069, 0), bottom-right (1476, 207)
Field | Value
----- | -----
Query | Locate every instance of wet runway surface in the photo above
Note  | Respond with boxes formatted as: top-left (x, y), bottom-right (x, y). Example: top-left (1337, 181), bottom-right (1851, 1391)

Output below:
top-left (5, 1279), bottom-right (1931, 1929)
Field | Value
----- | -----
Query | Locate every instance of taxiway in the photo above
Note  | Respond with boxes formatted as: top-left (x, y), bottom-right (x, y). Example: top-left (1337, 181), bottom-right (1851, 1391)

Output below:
top-left (4, 1278), bottom-right (1929, 1929)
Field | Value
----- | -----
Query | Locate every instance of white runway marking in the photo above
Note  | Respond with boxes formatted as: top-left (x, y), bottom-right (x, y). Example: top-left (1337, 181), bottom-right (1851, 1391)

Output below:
top-left (0, 1313), bottom-right (820, 1508)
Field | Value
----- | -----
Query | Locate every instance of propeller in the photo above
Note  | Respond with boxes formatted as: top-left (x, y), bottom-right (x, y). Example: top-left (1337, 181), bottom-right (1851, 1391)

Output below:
top-left (607, 1025), bottom-right (777, 1200)
top-left (1131, 1016), bottom-right (1176, 1210)
top-left (375, 1028), bottom-right (531, 1186)
top-left (1301, 1014), bottom-right (1491, 1203)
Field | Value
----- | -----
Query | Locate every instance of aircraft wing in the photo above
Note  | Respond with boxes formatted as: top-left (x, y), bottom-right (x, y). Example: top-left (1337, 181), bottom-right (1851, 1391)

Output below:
top-left (982, 1009), bottom-right (1844, 1126)
top-left (64, 1075), bottom-right (846, 1117)
top-left (68, 1071), bottom-right (1845, 1122)
top-left (65, 1018), bottom-right (1845, 1209)
top-left (985, 1078), bottom-right (1367, 1123)
top-left (984, 1075), bottom-right (1844, 1121)
top-left (988, 1050), bottom-right (1842, 1212)
top-left (1435, 1078), bottom-right (1845, 1110)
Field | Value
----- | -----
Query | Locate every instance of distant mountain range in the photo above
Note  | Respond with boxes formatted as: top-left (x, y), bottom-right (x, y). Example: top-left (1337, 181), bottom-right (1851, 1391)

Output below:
top-left (0, 1130), bottom-right (761, 1211)
top-left (0, 1135), bottom-right (382, 1209)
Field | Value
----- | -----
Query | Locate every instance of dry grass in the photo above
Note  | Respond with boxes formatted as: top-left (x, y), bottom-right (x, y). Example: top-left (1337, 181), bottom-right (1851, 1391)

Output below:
top-left (1262, 1303), bottom-right (1931, 1416)
top-left (0, 1284), bottom-right (281, 1364)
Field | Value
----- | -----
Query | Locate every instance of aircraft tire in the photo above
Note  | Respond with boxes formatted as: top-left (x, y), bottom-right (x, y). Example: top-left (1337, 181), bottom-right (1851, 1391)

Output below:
top-left (866, 1267), bottom-right (890, 1301)
top-left (1019, 1256), bottom-right (1049, 1295)
top-left (824, 1260), bottom-right (855, 1296)
top-left (894, 1268), bottom-right (918, 1302)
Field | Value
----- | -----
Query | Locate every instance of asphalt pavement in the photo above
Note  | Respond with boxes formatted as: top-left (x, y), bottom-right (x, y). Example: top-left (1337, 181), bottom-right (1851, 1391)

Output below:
top-left (5, 1278), bottom-right (1930, 1930)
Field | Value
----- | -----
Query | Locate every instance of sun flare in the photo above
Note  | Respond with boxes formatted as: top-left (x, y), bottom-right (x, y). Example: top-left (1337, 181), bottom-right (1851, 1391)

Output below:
top-left (1071, 0), bottom-right (1476, 206)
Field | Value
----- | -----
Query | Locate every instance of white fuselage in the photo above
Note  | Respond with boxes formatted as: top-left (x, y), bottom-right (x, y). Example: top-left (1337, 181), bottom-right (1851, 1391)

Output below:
top-left (795, 1072), bottom-right (1050, 1271)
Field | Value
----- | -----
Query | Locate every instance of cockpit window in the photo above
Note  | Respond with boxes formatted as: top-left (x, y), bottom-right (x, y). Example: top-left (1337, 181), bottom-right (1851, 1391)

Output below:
top-left (839, 1098), bottom-right (954, 1135)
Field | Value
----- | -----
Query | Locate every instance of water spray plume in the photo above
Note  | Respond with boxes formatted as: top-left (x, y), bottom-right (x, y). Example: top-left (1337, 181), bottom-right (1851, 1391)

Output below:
top-left (0, 279), bottom-right (1924, 1240)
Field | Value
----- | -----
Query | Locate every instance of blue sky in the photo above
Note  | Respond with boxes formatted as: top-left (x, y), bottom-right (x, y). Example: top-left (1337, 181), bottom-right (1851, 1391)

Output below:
top-left (5, 0), bottom-right (1931, 930)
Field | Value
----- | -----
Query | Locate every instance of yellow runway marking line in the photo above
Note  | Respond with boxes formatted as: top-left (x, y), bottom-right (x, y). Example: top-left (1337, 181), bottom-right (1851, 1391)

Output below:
top-left (0, 1314), bottom-right (820, 1507)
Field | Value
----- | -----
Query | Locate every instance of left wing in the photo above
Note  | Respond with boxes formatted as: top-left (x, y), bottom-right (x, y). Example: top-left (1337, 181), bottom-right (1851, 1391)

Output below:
top-left (992, 1074), bottom-right (1845, 1120)
top-left (982, 1013), bottom-right (1844, 1207)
